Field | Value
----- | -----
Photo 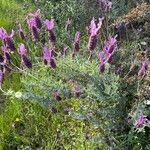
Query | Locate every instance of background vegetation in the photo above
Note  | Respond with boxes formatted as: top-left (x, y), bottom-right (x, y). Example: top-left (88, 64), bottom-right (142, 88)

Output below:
top-left (0, 0), bottom-right (150, 149)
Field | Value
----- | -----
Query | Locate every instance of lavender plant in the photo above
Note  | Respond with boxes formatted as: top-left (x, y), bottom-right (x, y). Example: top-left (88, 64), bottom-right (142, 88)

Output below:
top-left (0, 1), bottom-right (150, 149)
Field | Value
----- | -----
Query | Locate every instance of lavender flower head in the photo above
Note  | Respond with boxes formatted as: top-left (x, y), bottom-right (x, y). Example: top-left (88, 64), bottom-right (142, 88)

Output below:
top-left (1, 45), bottom-right (10, 60)
top-left (87, 17), bottom-right (104, 52)
top-left (45, 19), bottom-right (54, 31)
top-left (138, 61), bottom-right (148, 76)
top-left (74, 32), bottom-right (80, 47)
top-left (18, 44), bottom-right (32, 69)
top-left (28, 9), bottom-right (42, 29)
top-left (0, 28), bottom-right (15, 51)
top-left (72, 31), bottom-right (80, 57)
top-left (104, 35), bottom-right (117, 54)
top-left (0, 70), bottom-right (4, 84)
top-left (18, 44), bottom-right (27, 56)
top-left (134, 112), bottom-right (147, 128)
top-left (102, 35), bottom-right (117, 63)
top-left (18, 24), bottom-right (25, 40)
top-left (98, 52), bottom-right (105, 73)
top-left (42, 47), bottom-right (56, 69)
top-left (45, 19), bottom-right (56, 43)
top-left (27, 18), bottom-right (39, 41)
top-left (43, 47), bottom-right (51, 65)
top-left (61, 46), bottom-right (68, 56)
top-left (98, 0), bottom-right (112, 12)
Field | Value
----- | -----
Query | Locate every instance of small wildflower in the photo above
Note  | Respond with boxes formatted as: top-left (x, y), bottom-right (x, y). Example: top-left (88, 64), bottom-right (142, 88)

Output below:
top-left (144, 100), bottom-right (150, 105)
top-left (134, 112), bottom-right (147, 128)
top-left (15, 91), bottom-right (22, 98)
top-left (15, 118), bottom-right (21, 122)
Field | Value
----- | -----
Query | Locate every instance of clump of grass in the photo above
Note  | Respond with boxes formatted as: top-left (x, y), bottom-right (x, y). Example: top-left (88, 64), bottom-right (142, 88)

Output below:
top-left (0, 0), bottom-right (35, 29)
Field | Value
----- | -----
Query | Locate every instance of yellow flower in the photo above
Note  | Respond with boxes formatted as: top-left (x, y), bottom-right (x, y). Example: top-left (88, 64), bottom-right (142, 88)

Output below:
top-left (15, 118), bottom-right (21, 122)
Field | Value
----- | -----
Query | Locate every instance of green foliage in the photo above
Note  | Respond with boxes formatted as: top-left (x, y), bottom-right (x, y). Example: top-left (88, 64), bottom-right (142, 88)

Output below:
top-left (0, 0), bottom-right (150, 149)
top-left (18, 54), bottom-right (125, 148)
top-left (0, 97), bottom-right (106, 149)
top-left (0, 0), bottom-right (35, 29)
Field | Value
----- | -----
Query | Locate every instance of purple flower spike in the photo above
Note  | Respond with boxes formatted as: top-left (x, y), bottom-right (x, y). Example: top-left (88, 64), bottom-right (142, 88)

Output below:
top-left (5, 37), bottom-right (16, 51)
top-left (87, 17), bottom-right (104, 52)
top-left (73, 31), bottom-right (80, 55)
top-left (45, 19), bottom-right (54, 31)
top-left (43, 47), bottom-right (51, 64)
top-left (28, 9), bottom-right (42, 29)
top-left (0, 28), bottom-right (15, 51)
top-left (104, 35), bottom-right (117, 54)
top-left (0, 28), bottom-right (6, 40)
top-left (48, 30), bottom-right (56, 43)
top-left (32, 26), bottom-right (39, 41)
top-left (0, 54), bottom-right (4, 63)
top-left (18, 24), bottom-right (25, 40)
top-left (74, 86), bottom-right (81, 98)
top-left (99, 63), bottom-right (105, 73)
top-left (134, 112), bottom-right (147, 128)
top-left (43, 47), bottom-right (56, 69)
top-left (27, 18), bottom-right (39, 41)
top-left (88, 35), bottom-right (97, 52)
top-left (0, 70), bottom-right (4, 84)
top-left (22, 55), bottom-right (32, 69)
top-left (98, 52), bottom-right (104, 64)
top-left (98, 52), bottom-right (105, 73)
top-left (1, 46), bottom-right (11, 61)
top-left (18, 44), bottom-right (32, 69)
top-left (106, 52), bottom-right (113, 63)
top-left (138, 61), bottom-right (148, 76)
top-left (50, 58), bottom-right (56, 69)
top-left (18, 44), bottom-right (27, 56)
top-left (61, 46), bottom-right (68, 56)
top-left (45, 19), bottom-right (56, 43)
top-left (98, 0), bottom-right (112, 12)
